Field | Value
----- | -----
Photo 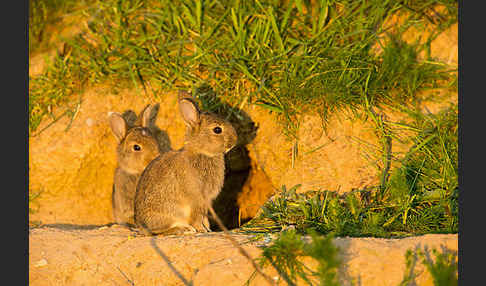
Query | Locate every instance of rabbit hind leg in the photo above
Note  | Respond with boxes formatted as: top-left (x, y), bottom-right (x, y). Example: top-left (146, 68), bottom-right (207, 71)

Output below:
top-left (135, 221), bottom-right (196, 236)
top-left (161, 222), bottom-right (197, 235)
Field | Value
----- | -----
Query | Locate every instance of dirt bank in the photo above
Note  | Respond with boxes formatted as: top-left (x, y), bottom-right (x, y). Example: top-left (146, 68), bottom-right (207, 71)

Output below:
top-left (29, 225), bottom-right (457, 286)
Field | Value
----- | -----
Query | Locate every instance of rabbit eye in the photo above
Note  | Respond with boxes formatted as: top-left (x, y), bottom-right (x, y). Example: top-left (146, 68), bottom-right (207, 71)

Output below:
top-left (133, 144), bottom-right (141, 151)
top-left (213, 126), bottom-right (222, 134)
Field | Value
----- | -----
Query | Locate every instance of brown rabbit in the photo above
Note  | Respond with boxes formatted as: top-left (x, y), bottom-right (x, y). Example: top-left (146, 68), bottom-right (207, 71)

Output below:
top-left (134, 91), bottom-right (238, 235)
top-left (109, 104), bottom-right (164, 226)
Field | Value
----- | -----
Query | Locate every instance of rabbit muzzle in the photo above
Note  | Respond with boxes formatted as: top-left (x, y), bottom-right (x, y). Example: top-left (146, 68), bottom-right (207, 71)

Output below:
top-left (224, 127), bottom-right (238, 153)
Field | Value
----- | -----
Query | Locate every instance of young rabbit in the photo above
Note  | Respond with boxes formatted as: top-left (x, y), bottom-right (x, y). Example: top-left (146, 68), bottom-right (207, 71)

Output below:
top-left (109, 104), bottom-right (163, 226)
top-left (134, 91), bottom-right (238, 235)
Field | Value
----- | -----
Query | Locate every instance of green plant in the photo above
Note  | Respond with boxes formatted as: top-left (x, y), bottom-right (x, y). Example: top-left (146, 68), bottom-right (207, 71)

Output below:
top-left (423, 248), bottom-right (458, 286)
top-left (29, 0), bottom-right (90, 55)
top-left (29, 53), bottom-right (84, 133)
top-left (240, 99), bottom-right (457, 239)
top-left (400, 246), bottom-right (458, 286)
top-left (386, 105), bottom-right (458, 233)
top-left (254, 229), bottom-right (341, 286)
top-left (243, 178), bottom-right (457, 238)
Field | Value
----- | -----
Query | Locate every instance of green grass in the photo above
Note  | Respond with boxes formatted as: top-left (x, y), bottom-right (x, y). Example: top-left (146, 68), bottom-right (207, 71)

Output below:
top-left (247, 229), bottom-right (341, 286)
top-left (241, 104), bottom-right (458, 238)
top-left (400, 246), bottom-right (458, 286)
top-left (29, 0), bottom-right (91, 55)
top-left (29, 0), bottom-right (458, 134)
top-left (251, 230), bottom-right (457, 286)
top-left (249, 111), bottom-right (458, 285)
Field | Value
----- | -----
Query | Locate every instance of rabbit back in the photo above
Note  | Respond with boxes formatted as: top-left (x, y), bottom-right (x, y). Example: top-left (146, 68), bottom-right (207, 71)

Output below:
top-left (134, 150), bottom-right (214, 234)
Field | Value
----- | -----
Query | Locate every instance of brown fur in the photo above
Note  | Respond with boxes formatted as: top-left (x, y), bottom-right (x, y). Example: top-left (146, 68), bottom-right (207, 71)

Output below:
top-left (134, 92), bottom-right (237, 235)
top-left (109, 104), bottom-right (164, 226)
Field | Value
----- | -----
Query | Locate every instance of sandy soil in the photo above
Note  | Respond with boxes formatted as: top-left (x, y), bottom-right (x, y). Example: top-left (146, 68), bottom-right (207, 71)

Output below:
top-left (29, 224), bottom-right (457, 286)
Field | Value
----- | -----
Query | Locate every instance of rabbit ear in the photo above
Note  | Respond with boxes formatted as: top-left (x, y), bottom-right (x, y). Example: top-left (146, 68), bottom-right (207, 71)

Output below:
top-left (121, 110), bottom-right (138, 127)
top-left (108, 112), bottom-right (127, 142)
top-left (179, 98), bottom-right (200, 128)
top-left (138, 103), bottom-right (160, 128)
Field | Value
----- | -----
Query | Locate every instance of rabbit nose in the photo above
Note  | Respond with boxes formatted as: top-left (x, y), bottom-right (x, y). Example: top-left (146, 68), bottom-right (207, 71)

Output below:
top-left (224, 128), bottom-right (237, 152)
top-left (225, 143), bottom-right (235, 153)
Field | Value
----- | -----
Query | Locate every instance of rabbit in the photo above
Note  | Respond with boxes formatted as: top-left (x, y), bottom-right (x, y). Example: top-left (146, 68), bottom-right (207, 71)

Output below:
top-left (134, 91), bottom-right (238, 235)
top-left (109, 103), bottom-right (165, 226)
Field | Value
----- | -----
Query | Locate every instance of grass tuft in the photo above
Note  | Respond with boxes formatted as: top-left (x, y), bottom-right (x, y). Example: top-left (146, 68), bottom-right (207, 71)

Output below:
top-left (29, 0), bottom-right (458, 136)
top-left (29, 0), bottom-right (91, 55)
top-left (242, 104), bottom-right (458, 238)
top-left (253, 229), bottom-right (340, 286)
top-left (400, 246), bottom-right (458, 286)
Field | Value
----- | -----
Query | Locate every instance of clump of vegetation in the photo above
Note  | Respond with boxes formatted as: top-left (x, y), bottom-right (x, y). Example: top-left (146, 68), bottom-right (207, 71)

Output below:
top-left (248, 229), bottom-right (341, 286)
top-left (29, 0), bottom-right (458, 135)
top-left (400, 246), bottom-right (458, 286)
top-left (29, 0), bottom-right (90, 54)
top-left (386, 105), bottom-right (458, 233)
top-left (242, 104), bottom-right (458, 238)
top-left (424, 248), bottom-right (458, 286)
top-left (251, 231), bottom-right (457, 285)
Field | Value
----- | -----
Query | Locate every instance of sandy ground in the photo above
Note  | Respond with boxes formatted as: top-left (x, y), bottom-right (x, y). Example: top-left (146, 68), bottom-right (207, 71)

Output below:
top-left (29, 224), bottom-right (457, 286)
